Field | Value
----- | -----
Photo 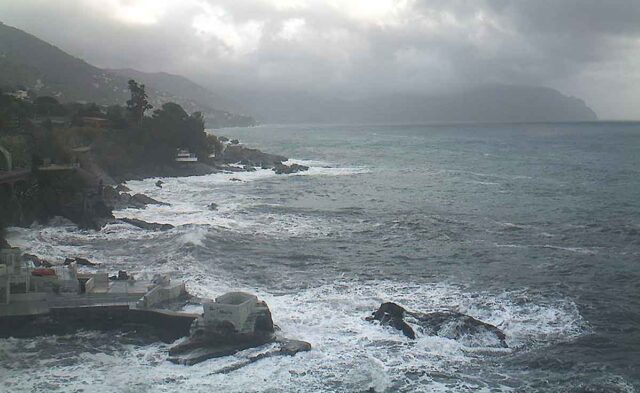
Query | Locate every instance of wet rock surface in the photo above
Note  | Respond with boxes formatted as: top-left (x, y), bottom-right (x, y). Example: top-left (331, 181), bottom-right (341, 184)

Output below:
top-left (64, 257), bottom-right (99, 267)
top-left (367, 302), bottom-right (507, 348)
top-left (273, 163), bottom-right (310, 175)
top-left (120, 218), bottom-right (174, 231)
top-left (103, 187), bottom-right (170, 210)
top-left (221, 145), bottom-right (286, 168)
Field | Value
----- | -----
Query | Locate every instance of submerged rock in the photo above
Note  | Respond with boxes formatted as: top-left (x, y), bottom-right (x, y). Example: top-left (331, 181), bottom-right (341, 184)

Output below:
top-left (120, 218), bottom-right (174, 231)
top-left (367, 302), bottom-right (507, 348)
top-left (208, 203), bottom-right (218, 211)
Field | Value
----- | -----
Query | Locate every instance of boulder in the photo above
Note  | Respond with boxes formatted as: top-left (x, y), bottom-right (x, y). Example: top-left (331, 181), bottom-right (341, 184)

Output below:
top-left (120, 218), bottom-right (174, 231)
top-left (208, 203), bottom-right (218, 211)
top-left (272, 163), bottom-right (310, 175)
top-left (230, 178), bottom-right (242, 182)
top-left (155, 180), bottom-right (164, 188)
top-left (130, 193), bottom-right (170, 207)
top-left (367, 302), bottom-right (507, 348)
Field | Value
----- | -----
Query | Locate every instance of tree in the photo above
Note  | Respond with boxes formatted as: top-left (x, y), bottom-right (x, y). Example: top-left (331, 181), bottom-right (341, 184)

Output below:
top-left (34, 96), bottom-right (66, 117)
top-left (106, 105), bottom-right (127, 129)
top-left (126, 79), bottom-right (152, 124)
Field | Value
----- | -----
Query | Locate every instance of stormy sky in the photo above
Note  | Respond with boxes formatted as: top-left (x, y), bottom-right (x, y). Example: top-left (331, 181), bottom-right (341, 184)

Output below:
top-left (1, 0), bottom-right (639, 119)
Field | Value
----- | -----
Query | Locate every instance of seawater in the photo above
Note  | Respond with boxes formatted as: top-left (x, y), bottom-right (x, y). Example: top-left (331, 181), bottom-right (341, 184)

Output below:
top-left (3, 123), bottom-right (640, 392)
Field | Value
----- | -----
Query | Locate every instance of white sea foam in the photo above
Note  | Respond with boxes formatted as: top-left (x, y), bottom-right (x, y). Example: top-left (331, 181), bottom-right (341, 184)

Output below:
top-left (0, 279), bottom-right (590, 392)
top-left (105, 160), bottom-right (370, 238)
top-left (495, 243), bottom-right (596, 255)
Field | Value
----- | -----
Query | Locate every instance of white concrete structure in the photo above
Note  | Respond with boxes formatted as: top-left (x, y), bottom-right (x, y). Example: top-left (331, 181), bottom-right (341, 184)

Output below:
top-left (201, 292), bottom-right (266, 334)
top-left (0, 247), bottom-right (186, 317)
top-left (0, 248), bottom-right (31, 305)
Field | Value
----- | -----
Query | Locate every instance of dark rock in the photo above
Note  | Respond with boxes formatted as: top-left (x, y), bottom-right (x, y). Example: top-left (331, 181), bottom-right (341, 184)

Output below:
top-left (230, 139), bottom-right (240, 145)
top-left (221, 145), bottom-right (286, 168)
top-left (230, 178), bottom-right (242, 182)
top-left (105, 189), bottom-right (170, 210)
top-left (367, 302), bottom-right (508, 348)
top-left (102, 185), bottom-right (120, 203)
top-left (366, 302), bottom-right (416, 339)
top-left (272, 163), bottom-right (310, 175)
top-left (63, 257), bottom-right (97, 266)
top-left (219, 136), bottom-right (229, 142)
top-left (23, 253), bottom-right (53, 267)
top-left (131, 193), bottom-right (170, 207)
top-left (23, 253), bottom-right (45, 267)
top-left (243, 165), bottom-right (257, 172)
top-left (210, 338), bottom-right (311, 374)
top-left (155, 180), bottom-right (164, 188)
top-left (75, 257), bottom-right (98, 267)
top-left (208, 203), bottom-right (218, 211)
top-left (115, 184), bottom-right (131, 193)
top-left (120, 218), bottom-right (174, 231)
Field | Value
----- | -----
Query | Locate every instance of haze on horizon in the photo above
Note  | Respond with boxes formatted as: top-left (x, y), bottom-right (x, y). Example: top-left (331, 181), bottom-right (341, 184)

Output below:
top-left (1, 0), bottom-right (639, 120)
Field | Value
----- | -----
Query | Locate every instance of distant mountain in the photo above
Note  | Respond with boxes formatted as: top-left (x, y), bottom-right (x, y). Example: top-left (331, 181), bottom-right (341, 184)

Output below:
top-left (0, 22), bottom-right (254, 127)
top-left (217, 84), bottom-right (598, 124)
top-left (0, 21), bottom-right (597, 125)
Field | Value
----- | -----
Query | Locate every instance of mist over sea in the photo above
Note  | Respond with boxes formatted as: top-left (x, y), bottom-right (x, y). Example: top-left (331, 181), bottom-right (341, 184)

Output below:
top-left (3, 122), bottom-right (640, 392)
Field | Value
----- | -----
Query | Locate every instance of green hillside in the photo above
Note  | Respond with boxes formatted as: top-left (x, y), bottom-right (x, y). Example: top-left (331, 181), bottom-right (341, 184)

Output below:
top-left (0, 22), bottom-right (255, 127)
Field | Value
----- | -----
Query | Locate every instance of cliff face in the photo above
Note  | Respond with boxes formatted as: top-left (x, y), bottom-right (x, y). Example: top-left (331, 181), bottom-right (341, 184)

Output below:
top-left (0, 169), bottom-right (114, 233)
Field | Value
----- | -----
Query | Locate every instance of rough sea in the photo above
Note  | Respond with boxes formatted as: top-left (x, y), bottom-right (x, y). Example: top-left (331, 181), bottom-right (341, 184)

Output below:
top-left (3, 122), bottom-right (640, 392)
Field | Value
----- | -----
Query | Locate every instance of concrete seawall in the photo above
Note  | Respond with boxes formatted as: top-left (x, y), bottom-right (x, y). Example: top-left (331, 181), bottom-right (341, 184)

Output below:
top-left (0, 305), bottom-right (199, 342)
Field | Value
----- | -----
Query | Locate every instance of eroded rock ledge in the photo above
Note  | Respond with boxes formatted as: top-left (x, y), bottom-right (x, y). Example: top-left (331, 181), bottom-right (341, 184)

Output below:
top-left (366, 302), bottom-right (508, 348)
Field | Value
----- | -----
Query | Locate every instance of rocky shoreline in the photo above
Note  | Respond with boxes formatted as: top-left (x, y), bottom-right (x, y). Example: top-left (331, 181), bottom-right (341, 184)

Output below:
top-left (0, 141), bottom-right (309, 244)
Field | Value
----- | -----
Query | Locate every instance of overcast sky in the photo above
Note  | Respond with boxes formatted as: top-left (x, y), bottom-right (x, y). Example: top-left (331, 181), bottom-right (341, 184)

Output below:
top-left (1, 0), bottom-right (639, 119)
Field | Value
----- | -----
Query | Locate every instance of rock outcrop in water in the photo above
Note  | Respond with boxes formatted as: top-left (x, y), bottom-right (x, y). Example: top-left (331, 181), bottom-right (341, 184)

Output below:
top-left (120, 218), bottom-right (174, 231)
top-left (221, 145), bottom-right (286, 168)
top-left (273, 163), bottom-right (309, 175)
top-left (367, 302), bottom-right (507, 348)
top-left (103, 186), bottom-right (170, 210)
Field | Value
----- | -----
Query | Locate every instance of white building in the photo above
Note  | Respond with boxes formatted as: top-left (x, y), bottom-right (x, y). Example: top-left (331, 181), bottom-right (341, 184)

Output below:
top-left (197, 292), bottom-right (270, 334)
top-left (175, 149), bottom-right (198, 163)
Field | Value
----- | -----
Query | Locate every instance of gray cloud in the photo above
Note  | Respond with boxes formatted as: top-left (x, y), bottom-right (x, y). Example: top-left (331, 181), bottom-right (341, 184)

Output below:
top-left (0, 0), bottom-right (638, 119)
